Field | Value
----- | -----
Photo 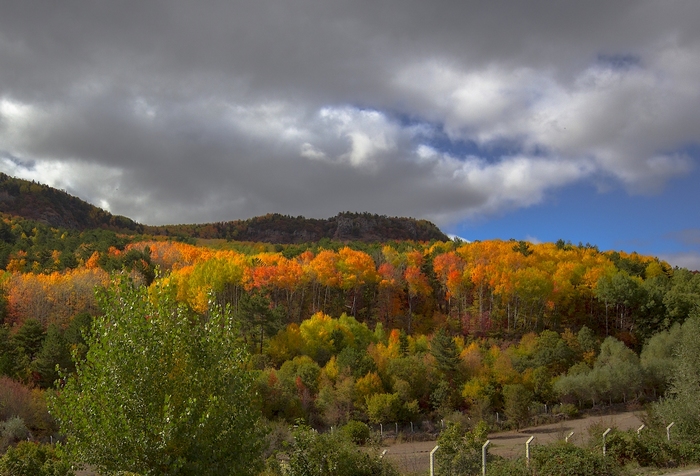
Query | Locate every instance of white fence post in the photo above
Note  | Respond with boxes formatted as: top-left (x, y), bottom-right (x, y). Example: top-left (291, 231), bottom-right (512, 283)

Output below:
top-left (637, 424), bottom-right (645, 436)
top-left (482, 440), bottom-right (490, 476)
top-left (526, 436), bottom-right (534, 467)
top-left (430, 445), bottom-right (439, 476)
top-left (565, 431), bottom-right (574, 443)
top-left (602, 428), bottom-right (611, 456)
top-left (666, 422), bottom-right (674, 441)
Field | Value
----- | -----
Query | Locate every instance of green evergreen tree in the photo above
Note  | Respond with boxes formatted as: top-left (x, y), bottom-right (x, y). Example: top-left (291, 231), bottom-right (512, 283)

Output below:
top-left (0, 326), bottom-right (17, 377)
top-left (32, 324), bottom-right (72, 388)
top-left (430, 327), bottom-right (460, 381)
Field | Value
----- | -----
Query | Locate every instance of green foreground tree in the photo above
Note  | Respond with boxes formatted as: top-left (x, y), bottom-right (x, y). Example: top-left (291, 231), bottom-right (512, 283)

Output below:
top-left (653, 307), bottom-right (700, 444)
top-left (50, 278), bottom-right (266, 476)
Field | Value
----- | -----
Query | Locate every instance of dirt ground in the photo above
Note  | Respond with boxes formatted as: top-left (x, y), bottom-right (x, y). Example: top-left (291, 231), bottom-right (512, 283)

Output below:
top-left (381, 410), bottom-right (645, 474)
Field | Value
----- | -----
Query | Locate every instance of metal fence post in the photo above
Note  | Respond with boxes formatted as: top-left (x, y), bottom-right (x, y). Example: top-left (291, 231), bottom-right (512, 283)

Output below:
top-left (602, 428), bottom-right (611, 456)
top-left (430, 445), bottom-right (439, 476)
top-left (666, 422), bottom-right (674, 441)
top-left (526, 436), bottom-right (534, 467)
top-left (482, 440), bottom-right (490, 476)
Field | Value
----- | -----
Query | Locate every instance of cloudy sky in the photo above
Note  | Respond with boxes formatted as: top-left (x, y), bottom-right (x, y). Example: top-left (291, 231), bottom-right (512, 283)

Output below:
top-left (1, 1), bottom-right (699, 268)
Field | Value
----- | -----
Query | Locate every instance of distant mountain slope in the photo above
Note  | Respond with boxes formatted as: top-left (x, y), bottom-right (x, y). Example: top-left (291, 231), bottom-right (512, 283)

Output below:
top-left (0, 174), bottom-right (448, 243)
top-left (0, 173), bottom-right (142, 232)
top-left (144, 212), bottom-right (450, 243)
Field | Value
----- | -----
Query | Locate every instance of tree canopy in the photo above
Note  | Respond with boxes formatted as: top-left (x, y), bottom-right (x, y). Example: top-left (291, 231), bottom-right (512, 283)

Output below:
top-left (50, 278), bottom-right (266, 476)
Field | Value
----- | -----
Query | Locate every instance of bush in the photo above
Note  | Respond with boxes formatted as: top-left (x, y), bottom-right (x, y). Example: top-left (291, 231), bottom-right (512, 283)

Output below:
top-left (286, 424), bottom-right (399, 476)
top-left (487, 458), bottom-right (530, 476)
top-left (676, 441), bottom-right (700, 465)
top-left (0, 416), bottom-right (30, 451)
top-left (594, 425), bottom-right (700, 469)
top-left (436, 420), bottom-right (489, 476)
top-left (0, 378), bottom-right (55, 438)
top-left (605, 429), bottom-right (677, 468)
top-left (531, 443), bottom-right (620, 476)
top-left (342, 420), bottom-right (370, 445)
top-left (0, 441), bottom-right (71, 476)
top-left (553, 403), bottom-right (579, 419)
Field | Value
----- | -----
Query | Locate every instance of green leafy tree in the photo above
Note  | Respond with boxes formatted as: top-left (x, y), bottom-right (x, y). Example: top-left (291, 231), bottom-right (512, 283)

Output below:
top-left (640, 323), bottom-right (683, 397)
top-left (50, 278), bottom-right (266, 476)
top-left (663, 268), bottom-right (700, 324)
top-left (653, 308), bottom-right (700, 444)
top-left (436, 420), bottom-right (489, 476)
top-left (366, 392), bottom-right (402, 424)
top-left (503, 384), bottom-right (533, 429)
top-left (532, 330), bottom-right (576, 375)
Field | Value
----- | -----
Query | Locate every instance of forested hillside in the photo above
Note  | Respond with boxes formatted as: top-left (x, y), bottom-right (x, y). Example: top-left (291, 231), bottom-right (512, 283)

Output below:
top-left (0, 174), bottom-right (448, 243)
top-left (144, 212), bottom-right (449, 243)
top-left (0, 174), bottom-right (142, 232)
top-left (1, 203), bottom-right (699, 474)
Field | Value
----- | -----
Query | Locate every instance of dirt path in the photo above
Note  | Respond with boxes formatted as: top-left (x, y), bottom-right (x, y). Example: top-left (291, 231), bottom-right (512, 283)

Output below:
top-left (381, 410), bottom-right (645, 474)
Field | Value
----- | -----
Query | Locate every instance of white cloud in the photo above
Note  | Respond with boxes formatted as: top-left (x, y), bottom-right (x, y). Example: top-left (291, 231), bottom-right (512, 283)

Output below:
top-left (0, 0), bottom-right (698, 234)
top-left (391, 40), bottom-right (699, 195)
top-left (658, 252), bottom-right (700, 272)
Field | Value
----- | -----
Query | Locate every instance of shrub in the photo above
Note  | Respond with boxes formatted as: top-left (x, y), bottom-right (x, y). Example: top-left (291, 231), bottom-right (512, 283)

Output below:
top-left (0, 379), bottom-right (58, 439)
top-left (530, 443), bottom-right (620, 476)
top-left (676, 441), bottom-right (700, 465)
top-left (286, 424), bottom-right (399, 476)
top-left (553, 403), bottom-right (579, 419)
top-left (605, 429), bottom-right (677, 468)
top-left (0, 441), bottom-right (71, 476)
top-left (342, 420), bottom-right (370, 445)
top-left (487, 458), bottom-right (530, 476)
top-left (608, 429), bottom-right (700, 468)
top-left (0, 417), bottom-right (30, 452)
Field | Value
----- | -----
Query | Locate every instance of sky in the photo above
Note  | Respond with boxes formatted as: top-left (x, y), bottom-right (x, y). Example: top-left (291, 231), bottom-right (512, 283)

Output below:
top-left (0, 1), bottom-right (699, 269)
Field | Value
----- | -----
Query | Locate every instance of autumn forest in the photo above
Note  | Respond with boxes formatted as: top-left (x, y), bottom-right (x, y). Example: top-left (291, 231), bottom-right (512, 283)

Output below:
top-left (0, 179), bottom-right (699, 475)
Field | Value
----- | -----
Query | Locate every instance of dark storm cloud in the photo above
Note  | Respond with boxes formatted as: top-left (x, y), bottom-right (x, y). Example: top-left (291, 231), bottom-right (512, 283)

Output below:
top-left (0, 1), bottom-right (699, 225)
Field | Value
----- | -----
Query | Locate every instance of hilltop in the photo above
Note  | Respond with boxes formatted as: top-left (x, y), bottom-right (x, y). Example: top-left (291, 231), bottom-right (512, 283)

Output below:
top-left (0, 174), bottom-right (448, 243)
top-left (0, 173), bottom-right (142, 232)
top-left (144, 212), bottom-right (449, 243)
